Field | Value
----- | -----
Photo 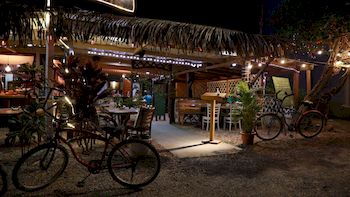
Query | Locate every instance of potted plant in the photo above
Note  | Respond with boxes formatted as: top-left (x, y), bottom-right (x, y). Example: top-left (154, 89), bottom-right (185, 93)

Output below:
top-left (236, 81), bottom-right (261, 145)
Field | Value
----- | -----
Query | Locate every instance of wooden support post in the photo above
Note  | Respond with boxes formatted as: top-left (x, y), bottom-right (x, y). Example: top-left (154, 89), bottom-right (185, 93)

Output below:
top-left (35, 51), bottom-right (41, 66)
top-left (209, 99), bottom-right (216, 141)
top-left (168, 78), bottom-right (176, 124)
top-left (202, 99), bottom-right (220, 144)
top-left (293, 71), bottom-right (300, 106)
top-left (306, 70), bottom-right (312, 94)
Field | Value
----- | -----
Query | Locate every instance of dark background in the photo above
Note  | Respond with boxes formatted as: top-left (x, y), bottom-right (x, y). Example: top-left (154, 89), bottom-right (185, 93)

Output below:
top-left (136, 0), bottom-right (282, 34)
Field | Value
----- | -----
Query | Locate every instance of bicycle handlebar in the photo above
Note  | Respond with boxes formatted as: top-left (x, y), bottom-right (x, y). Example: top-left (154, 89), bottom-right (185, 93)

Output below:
top-left (275, 90), bottom-right (294, 103)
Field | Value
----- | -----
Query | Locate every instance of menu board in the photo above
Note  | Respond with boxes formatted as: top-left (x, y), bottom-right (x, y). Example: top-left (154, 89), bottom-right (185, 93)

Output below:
top-left (272, 76), bottom-right (294, 107)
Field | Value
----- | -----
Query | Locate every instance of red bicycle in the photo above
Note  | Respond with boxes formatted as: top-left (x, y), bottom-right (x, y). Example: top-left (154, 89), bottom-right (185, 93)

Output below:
top-left (12, 87), bottom-right (160, 192)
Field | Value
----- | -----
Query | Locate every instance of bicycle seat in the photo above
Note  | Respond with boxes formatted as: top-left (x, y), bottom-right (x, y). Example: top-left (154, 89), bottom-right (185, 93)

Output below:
top-left (301, 100), bottom-right (314, 106)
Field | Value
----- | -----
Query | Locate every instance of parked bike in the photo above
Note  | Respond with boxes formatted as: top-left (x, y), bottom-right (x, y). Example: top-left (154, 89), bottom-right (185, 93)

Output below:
top-left (12, 87), bottom-right (160, 192)
top-left (254, 91), bottom-right (326, 140)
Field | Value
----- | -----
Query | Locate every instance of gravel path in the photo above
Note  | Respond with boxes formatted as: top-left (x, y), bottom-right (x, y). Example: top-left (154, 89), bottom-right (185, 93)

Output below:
top-left (1, 119), bottom-right (350, 196)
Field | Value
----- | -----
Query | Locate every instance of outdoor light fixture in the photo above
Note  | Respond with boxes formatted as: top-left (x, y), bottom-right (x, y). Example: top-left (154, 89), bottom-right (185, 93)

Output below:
top-left (334, 61), bottom-right (350, 68)
top-left (247, 63), bottom-right (253, 70)
top-left (231, 63), bottom-right (237, 67)
top-left (280, 59), bottom-right (286, 64)
top-left (4, 65), bottom-right (11, 72)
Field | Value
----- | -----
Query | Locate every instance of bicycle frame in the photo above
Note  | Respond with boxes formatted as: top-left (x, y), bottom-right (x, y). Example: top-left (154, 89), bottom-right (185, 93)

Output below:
top-left (54, 128), bottom-right (112, 168)
top-left (39, 87), bottom-right (115, 169)
top-left (272, 91), bottom-right (324, 132)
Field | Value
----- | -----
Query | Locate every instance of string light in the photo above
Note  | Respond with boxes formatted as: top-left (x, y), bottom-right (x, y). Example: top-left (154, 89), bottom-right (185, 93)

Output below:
top-left (280, 59), bottom-right (286, 64)
top-left (247, 63), bottom-right (253, 70)
top-left (87, 49), bottom-right (203, 67)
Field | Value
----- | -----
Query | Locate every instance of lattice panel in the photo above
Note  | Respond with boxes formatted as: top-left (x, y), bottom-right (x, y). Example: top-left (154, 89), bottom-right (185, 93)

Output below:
top-left (228, 79), bottom-right (241, 94)
top-left (207, 80), bottom-right (227, 93)
top-left (249, 75), bottom-right (264, 90)
top-left (193, 80), bottom-right (208, 98)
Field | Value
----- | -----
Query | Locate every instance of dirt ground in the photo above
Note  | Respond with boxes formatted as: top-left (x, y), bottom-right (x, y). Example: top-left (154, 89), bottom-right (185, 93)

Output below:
top-left (1, 119), bottom-right (350, 196)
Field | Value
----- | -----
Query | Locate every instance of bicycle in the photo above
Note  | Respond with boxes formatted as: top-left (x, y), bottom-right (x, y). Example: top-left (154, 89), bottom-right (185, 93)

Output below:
top-left (254, 91), bottom-right (326, 140)
top-left (12, 87), bottom-right (161, 192)
top-left (0, 165), bottom-right (7, 196)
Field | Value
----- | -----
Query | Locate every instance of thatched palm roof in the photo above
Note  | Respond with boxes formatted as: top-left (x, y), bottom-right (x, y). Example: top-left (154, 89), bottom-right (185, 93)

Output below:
top-left (0, 1), bottom-right (286, 59)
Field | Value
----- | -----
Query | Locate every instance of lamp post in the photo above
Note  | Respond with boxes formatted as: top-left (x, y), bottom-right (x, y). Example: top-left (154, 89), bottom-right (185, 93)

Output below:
top-left (45, 0), bottom-right (51, 97)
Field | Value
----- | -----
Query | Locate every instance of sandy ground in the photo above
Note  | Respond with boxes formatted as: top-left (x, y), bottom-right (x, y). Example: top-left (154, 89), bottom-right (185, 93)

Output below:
top-left (0, 119), bottom-right (350, 196)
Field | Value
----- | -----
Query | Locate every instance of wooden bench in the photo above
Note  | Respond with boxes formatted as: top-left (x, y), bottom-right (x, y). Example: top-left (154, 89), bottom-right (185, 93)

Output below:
top-left (176, 98), bottom-right (207, 125)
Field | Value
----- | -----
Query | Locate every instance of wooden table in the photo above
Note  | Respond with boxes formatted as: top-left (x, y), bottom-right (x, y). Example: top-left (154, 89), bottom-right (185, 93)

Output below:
top-left (0, 94), bottom-right (27, 108)
top-left (101, 107), bottom-right (139, 139)
top-left (178, 106), bottom-right (203, 125)
top-left (0, 108), bottom-right (23, 116)
top-left (0, 108), bottom-right (23, 128)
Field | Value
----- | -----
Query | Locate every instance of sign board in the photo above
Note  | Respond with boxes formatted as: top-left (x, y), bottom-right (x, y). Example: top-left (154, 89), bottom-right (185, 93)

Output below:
top-left (272, 76), bottom-right (294, 107)
top-left (201, 92), bottom-right (226, 102)
top-left (95, 0), bottom-right (135, 13)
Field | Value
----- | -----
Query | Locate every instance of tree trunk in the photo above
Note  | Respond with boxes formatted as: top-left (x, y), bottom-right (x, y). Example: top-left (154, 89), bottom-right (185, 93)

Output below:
top-left (304, 37), bottom-right (342, 102)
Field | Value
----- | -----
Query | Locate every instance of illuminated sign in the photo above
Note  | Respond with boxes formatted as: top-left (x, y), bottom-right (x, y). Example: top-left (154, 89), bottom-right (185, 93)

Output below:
top-left (95, 0), bottom-right (135, 13)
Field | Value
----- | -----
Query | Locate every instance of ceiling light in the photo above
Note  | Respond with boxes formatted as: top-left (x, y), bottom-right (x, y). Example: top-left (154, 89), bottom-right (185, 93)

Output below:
top-left (4, 65), bottom-right (11, 72)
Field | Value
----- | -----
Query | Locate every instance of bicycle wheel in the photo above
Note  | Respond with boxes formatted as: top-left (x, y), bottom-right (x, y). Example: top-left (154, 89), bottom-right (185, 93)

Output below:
top-left (107, 139), bottom-right (160, 188)
top-left (0, 165), bottom-right (7, 196)
top-left (255, 113), bottom-right (283, 140)
top-left (297, 110), bottom-right (325, 138)
top-left (12, 143), bottom-right (69, 192)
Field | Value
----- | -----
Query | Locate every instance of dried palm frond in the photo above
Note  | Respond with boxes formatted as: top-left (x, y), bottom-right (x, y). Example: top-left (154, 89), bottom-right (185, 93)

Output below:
top-left (0, 5), bottom-right (286, 58)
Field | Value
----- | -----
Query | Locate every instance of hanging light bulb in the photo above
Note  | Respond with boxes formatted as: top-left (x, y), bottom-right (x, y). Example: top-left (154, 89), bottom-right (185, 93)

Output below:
top-left (280, 59), bottom-right (286, 64)
top-left (4, 65), bottom-right (11, 72)
top-left (247, 63), bottom-right (253, 70)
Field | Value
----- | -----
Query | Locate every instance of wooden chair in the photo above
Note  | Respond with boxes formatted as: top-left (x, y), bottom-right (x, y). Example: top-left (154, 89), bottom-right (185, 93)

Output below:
top-left (202, 103), bottom-right (221, 131)
top-left (223, 103), bottom-right (242, 132)
top-left (127, 107), bottom-right (155, 138)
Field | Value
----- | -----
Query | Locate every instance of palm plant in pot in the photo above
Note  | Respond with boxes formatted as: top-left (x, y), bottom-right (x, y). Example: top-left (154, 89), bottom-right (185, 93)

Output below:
top-left (236, 81), bottom-right (261, 145)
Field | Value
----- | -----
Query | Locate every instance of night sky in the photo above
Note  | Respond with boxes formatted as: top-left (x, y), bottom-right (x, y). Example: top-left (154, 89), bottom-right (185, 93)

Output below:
top-left (135, 0), bottom-right (282, 34)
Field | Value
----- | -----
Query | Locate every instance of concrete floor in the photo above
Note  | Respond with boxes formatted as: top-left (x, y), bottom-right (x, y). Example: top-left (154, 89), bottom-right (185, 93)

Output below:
top-left (151, 117), bottom-right (241, 158)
